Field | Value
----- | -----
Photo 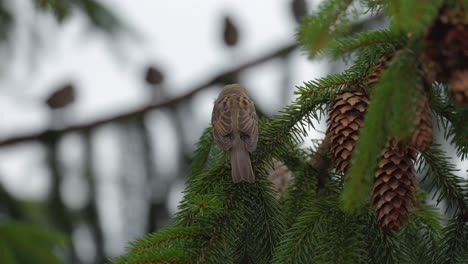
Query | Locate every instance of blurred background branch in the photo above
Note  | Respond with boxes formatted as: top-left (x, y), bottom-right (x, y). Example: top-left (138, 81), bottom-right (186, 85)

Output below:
top-left (0, 42), bottom-right (297, 147)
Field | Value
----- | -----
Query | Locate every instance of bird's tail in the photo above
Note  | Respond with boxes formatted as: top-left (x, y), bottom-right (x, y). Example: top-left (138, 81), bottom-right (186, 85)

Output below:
top-left (230, 140), bottom-right (255, 183)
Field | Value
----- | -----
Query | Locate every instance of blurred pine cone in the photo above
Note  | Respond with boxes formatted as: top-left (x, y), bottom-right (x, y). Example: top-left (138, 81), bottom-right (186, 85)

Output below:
top-left (448, 69), bottom-right (468, 105)
top-left (326, 89), bottom-right (368, 173)
top-left (424, 6), bottom-right (468, 105)
top-left (365, 55), bottom-right (393, 89)
top-left (267, 159), bottom-right (290, 194)
top-left (372, 139), bottom-right (417, 231)
top-left (410, 91), bottom-right (433, 152)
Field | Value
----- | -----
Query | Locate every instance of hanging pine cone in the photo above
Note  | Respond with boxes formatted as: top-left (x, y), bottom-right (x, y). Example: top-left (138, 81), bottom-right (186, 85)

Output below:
top-left (410, 92), bottom-right (433, 152)
top-left (365, 54), bottom-right (393, 89)
top-left (372, 139), bottom-right (417, 231)
top-left (424, 6), bottom-right (468, 105)
top-left (326, 89), bottom-right (368, 173)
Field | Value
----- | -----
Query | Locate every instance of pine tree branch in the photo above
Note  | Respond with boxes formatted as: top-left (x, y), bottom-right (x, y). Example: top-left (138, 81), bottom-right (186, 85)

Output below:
top-left (274, 194), bottom-right (340, 264)
top-left (430, 86), bottom-right (468, 160)
top-left (190, 128), bottom-right (214, 177)
top-left (325, 30), bottom-right (403, 58)
top-left (438, 215), bottom-right (468, 263)
top-left (301, 78), bottom-right (356, 97)
top-left (366, 209), bottom-right (401, 264)
top-left (299, 0), bottom-right (354, 56)
top-left (130, 227), bottom-right (206, 252)
top-left (387, 0), bottom-right (444, 34)
top-left (418, 145), bottom-right (467, 215)
top-left (280, 136), bottom-right (333, 230)
top-left (0, 43), bottom-right (298, 148)
top-left (196, 183), bottom-right (238, 263)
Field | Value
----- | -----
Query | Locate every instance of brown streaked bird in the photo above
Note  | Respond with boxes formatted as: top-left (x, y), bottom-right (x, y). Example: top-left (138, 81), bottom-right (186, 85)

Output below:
top-left (222, 16), bottom-right (239, 47)
top-left (212, 84), bottom-right (258, 183)
top-left (46, 83), bottom-right (76, 110)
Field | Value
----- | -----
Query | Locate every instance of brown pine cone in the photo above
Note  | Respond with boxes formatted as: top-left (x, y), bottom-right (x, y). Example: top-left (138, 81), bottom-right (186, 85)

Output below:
top-left (410, 92), bottom-right (433, 152)
top-left (365, 54), bottom-right (394, 89)
top-left (372, 139), bottom-right (417, 231)
top-left (326, 89), bottom-right (368, 173)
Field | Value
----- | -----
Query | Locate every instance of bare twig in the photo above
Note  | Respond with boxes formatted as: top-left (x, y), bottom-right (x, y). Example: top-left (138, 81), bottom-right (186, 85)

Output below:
top-left (0, 43), bottom-right (298, 148)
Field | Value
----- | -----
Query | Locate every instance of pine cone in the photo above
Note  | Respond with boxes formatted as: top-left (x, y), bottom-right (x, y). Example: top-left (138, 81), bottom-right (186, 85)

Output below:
top-left (372, 139), bottom-right (417, 231)
top-left (326, 89), bottom-right (368, 173)
top-left (410, 92), bottom-right (433, 152)
top-left (267, 159), bottom-right (290, 194)
top-left (424, 6), bottom-right (468, 103)
top-left (449, 69), bottom-right (468, 105)
top-left (365, 55), bottom-right (393, 89)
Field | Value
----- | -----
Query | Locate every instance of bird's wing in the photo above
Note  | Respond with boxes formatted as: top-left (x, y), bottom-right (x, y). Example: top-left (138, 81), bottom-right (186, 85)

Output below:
top-left (238, 96), bottom-right (258, 153)
top-left (212, 97), bottom-right (233, 151)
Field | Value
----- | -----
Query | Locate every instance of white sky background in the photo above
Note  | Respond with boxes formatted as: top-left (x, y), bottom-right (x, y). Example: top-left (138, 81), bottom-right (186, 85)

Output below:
top-left (0, 0), bottom-right (466, 260)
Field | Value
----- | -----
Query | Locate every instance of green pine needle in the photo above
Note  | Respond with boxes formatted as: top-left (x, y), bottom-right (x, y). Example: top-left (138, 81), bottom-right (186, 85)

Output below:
top-left (387, 0), bottom-right (444, 34)
top-left (299, 0), bottom-right (354, 57)
top-left (430, 87), bottom-right (468, 160)
top-left (418, 145), bottom-right (467, 214)
top-left (325, 30), bottom-right (404, 59)
top-left (438, 216), bottom-right (468, 264)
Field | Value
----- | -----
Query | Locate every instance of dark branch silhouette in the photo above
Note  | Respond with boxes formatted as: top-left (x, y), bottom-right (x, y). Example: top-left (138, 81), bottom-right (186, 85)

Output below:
top-left (0, 43), bottom-right (298, 148)
top-left (0, 14), bottom-right (386, 148)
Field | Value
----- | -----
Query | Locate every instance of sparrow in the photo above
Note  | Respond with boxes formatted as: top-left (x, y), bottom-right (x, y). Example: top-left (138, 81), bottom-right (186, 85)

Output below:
top-left (222, 16), bottom-right (239, 47)
top-left (46, 83), bottom-right (76, 110)
top-left (212, 84), bottom-right (258, 183)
